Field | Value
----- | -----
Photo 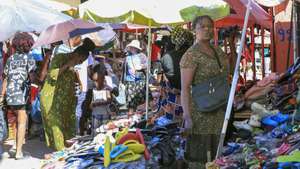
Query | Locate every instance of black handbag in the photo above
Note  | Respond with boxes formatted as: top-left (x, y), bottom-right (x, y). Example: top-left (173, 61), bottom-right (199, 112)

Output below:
top-left (191, 47), bottom-right (230, 113)
top-left (0, 105), bottom-right (8, 142)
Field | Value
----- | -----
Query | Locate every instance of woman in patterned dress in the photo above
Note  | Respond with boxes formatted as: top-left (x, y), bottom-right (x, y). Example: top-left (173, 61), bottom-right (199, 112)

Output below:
top-left (180, 16), bottom-right (230, 168)
top-left (40, 38), bottom-right (95, 150)
top-left (1, 32), bottom-right (36, 159)
top-left (124, 40), bottom-right (148, 116)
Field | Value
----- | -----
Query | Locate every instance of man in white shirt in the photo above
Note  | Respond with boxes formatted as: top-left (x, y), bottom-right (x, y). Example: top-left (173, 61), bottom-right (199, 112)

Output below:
top-left (74, 54), bottom-right (94, 135)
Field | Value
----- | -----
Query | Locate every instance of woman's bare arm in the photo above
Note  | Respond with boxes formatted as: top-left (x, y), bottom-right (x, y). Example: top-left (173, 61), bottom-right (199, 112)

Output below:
top-left (181, 67), bottom-right (196, 130)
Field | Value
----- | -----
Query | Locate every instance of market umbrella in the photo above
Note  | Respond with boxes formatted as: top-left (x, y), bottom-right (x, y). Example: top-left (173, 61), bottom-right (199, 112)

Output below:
top-left (79, 0), bottom-right (230, 118)
top-left (42, 0), bottom-right (73, 12)
top-left (0, 0), bottom-right (72, 42)
top-left (33, 19), bottom-right (103, 48)
top-left (79, 0), bottom-right (229, 25)
top-left (83, 23), bottom-right (117, 47)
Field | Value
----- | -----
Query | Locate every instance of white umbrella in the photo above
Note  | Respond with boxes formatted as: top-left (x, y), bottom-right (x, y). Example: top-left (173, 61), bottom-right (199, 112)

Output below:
top-left (0, 0), bottom-right (72, 42)
top-left (42, 0), bottom-right (73, 11)
top-left (79, 0), bottom-right (229, 25)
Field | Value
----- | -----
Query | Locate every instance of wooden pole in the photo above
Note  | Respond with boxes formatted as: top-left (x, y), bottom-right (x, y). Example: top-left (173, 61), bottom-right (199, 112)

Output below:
top-left (261, 27), bottom-right (265, 77)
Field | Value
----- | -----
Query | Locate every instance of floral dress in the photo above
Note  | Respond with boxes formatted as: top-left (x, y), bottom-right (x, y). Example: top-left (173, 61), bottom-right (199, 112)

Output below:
top-left (40, 53), bottom-right (76, 151)
top-left (180, 43), bottom-right (229, 168)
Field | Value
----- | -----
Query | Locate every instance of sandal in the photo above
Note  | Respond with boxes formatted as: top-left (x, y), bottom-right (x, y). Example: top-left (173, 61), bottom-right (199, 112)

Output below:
top-left (117, 133), bottom-right (139, 145)
top-left (277, 150), bottom-right (300, 163)
top-left (136, 128), bottom-right (150, 160)
top-left (277, 143), bottom-right (291, 155)
top-left (110, 145), bottom-right (128, 159)
top-left (115, 128), bottom-right (129, 143)
top-left (262, 116), bottom-right (278, 127)
top-left (111, 150), bottom-right (141, 163)
top-left (123, 140), bottom-right (145, 154)
top-left (271, 113), bottom-right (290, 123)
top-left (104, 136), bottom-right (111, 167)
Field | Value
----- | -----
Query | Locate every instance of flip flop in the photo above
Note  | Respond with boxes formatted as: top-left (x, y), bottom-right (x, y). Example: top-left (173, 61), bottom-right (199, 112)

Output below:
top-left (277, 143), bottom-right (291, 155)
top-left (79, 159), bottom-right (94, 169)
top-left (98, 146), bottom-right (104, 156)
top-left (117, 133), bottom-right (139, 145)
top-left (123, 140), bottom-right (145, 154)
top-left (286, 142), bottom-right (300, 154)
top-left (111, 150), bottom-right (141, 163)
top-left (110, 145), bottom-right (128, 159)
top-left (277, 150), bottom-right (300, 163)
top-left (104, 136), bottom-right (111, 168)
top-left (136, 128), bottom-right (150, 160)
top-left (278, 162), bottom-right (293, 169)
top-left (115, 128), bottom-right (129, 144)
top-left (287, 132), bottom-right (300, 144)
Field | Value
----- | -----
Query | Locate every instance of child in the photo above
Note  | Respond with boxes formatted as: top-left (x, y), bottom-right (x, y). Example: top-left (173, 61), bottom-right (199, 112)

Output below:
top-left (90, 63), bottom-right (112, 136)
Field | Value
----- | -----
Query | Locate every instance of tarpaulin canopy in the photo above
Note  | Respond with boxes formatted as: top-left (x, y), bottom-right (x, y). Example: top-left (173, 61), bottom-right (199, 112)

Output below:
top-left (255, 0), bottom-right (286, 7)
top-left (79, 0), bottom-right (230, 25)
top-left (215, 13), bottom-right (256, 28)
top-left (223, 0), bottom-right (272, 28)
top-left (0, 0), bottom-right (72, 42)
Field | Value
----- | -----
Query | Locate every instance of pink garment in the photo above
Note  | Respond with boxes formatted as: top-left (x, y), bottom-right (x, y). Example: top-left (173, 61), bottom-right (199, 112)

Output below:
top-left (256, 73), bottom-right (280, 87)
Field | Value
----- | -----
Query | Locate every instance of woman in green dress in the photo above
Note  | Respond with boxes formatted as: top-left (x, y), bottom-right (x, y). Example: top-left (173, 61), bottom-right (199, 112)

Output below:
top-left (40, 38), bottom-right (95, 150)
top-left (180, 16), bottom-right (231, 168)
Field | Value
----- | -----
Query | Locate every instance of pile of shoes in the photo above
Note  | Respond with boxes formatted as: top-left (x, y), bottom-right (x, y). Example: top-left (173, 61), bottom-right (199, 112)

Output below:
top-left (41, 128), bottom-right (149, 169)
top-left (214, 60), bottom-right (300, 168)
top-left (215, 121), bottom-right (300, 168)
top-left (41, 120), bottom-right (183, 169)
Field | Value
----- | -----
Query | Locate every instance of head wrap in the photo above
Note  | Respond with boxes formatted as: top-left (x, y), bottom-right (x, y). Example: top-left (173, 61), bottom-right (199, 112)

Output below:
top-left (171, 26), bottom-right (194, 49)
top-left (11, 32), bottom-right (34, 54)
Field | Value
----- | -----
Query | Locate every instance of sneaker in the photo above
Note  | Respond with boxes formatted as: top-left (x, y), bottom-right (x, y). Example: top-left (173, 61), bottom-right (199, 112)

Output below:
top-left (233, 120), bottom-right (253, 131)
top-left (251, 102), bottom-right (279, 118)
top-left (249, 114), bottom-right (261, 127)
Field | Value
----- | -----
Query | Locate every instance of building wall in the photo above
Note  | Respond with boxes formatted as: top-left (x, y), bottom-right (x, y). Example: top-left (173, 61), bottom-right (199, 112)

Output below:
top-left (53, 0), bottom-right (81, 7)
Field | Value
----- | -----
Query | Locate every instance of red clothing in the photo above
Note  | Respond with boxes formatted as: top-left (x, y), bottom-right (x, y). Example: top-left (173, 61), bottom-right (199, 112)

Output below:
top-left (151, 44), bottom-right (161, 61)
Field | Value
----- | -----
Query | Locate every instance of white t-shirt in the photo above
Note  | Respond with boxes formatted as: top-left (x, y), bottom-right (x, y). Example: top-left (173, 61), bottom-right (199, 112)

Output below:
top-left (75, 55), bottom-right (94, 92)
top-left (92, 89), bottom-right (109, 115)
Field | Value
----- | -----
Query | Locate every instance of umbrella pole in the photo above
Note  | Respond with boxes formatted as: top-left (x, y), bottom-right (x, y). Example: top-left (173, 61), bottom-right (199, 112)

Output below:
top-left (293, 0), bottom-right (298, 62)
top-left (216, 0), bottom-right (252, 158)
top-left (145, 21), bottom-right (152, 120)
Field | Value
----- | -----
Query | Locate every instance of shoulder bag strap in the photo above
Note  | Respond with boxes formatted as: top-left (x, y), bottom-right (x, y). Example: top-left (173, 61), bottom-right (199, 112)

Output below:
top-left (121, 57), bottom-right (127, 83)
top-left (210, 46), bottom-right (223, 70)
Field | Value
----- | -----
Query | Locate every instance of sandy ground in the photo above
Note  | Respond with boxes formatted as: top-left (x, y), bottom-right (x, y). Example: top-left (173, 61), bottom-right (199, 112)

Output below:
top-left (0, 138), bottom-right (54, 169)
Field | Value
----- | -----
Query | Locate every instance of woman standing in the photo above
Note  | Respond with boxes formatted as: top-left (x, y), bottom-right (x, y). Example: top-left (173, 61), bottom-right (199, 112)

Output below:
top-left (180, 16), bottom-right (230, 168)
top-left (1, 32), bottom-right (36, 159)
top-left (40, 38), bottom-right (95, 150)
top-left (124, 40), bottom-right (147, 116)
